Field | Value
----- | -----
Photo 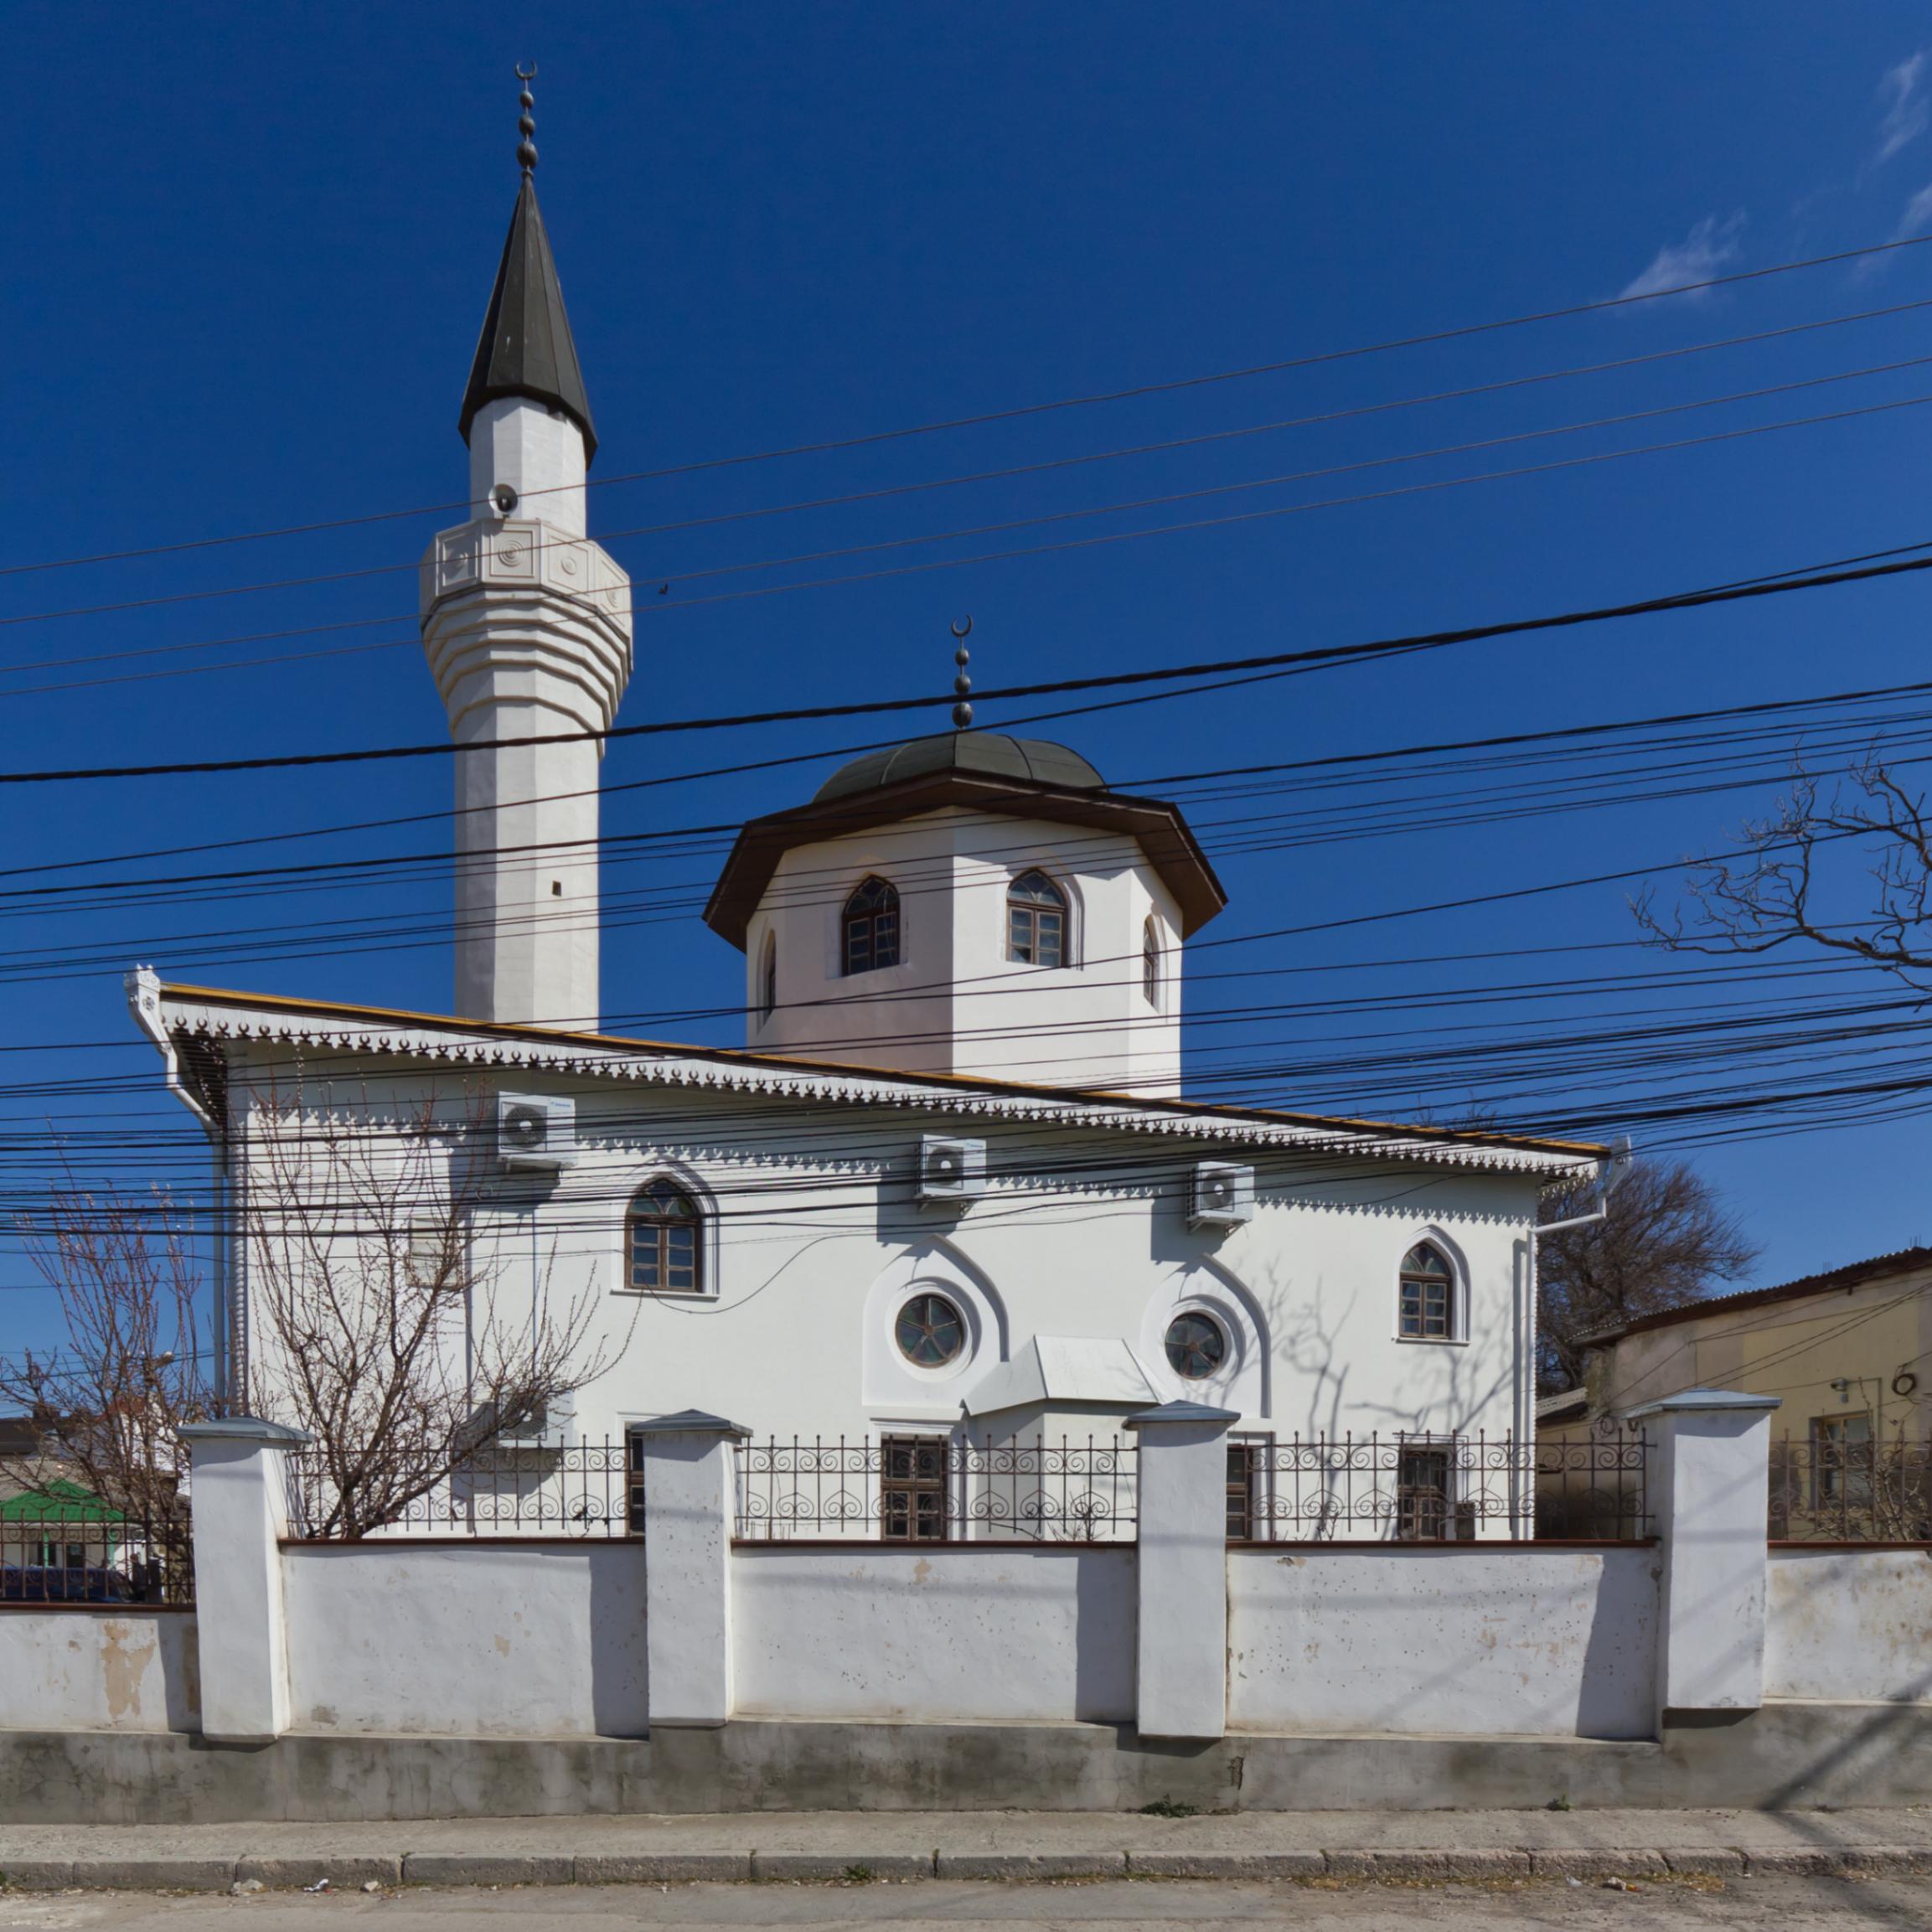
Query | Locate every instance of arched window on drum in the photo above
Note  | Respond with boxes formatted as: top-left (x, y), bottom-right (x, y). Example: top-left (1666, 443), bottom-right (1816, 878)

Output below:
top-left (842, 876), bottom-right (901, 975)
top-left (1006, 869), bottom-right (1067, 967)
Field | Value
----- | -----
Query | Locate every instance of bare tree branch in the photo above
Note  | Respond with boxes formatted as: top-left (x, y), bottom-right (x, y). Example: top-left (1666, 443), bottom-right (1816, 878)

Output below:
top-left (245, 1082), bottom-right (633, 1539)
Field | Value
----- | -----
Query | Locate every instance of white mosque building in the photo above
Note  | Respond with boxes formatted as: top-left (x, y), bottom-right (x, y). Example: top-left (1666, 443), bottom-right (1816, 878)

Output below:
top-left (130, 106), bottom-right (1603, 1535)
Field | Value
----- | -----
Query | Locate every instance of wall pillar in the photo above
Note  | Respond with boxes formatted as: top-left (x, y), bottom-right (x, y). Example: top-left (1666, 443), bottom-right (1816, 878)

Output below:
top-left (1626, 1388), bottom-right (1780, 1724)
top-left (1127, 1400), bottom-right (1237, 1740)
top-left (178, 1418), bottom-right (310, 1743)
top-left (632, 1409), bottom-right (750, 1728)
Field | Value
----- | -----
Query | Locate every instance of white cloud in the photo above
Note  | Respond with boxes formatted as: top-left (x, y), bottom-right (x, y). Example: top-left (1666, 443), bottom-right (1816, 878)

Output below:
top-left (1900, 180), bottom-right (1932, 235)
top-left (1618, 213), bottom-right (1748, 302)
top-left (1877, 52), bottom-right (1929, 163)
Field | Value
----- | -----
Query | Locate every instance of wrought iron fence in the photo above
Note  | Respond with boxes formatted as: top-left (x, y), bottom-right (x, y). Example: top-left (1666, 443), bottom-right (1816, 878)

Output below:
top-left (1226, 1425), bottom-right (1652, 1542)
top-left (735, 1435), bottom-right (1138, 1542)
top-left (284, 1440), bottom-right (642, 1540)
top-left (0, 1501), bottom-right (194, 1604)
top-left (1769, 1432), bottom-right (1932, 1542)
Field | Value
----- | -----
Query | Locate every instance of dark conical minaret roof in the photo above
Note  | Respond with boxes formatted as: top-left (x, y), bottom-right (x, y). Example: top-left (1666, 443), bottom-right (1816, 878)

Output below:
top-left (458, 170), bottom-right (598, 461)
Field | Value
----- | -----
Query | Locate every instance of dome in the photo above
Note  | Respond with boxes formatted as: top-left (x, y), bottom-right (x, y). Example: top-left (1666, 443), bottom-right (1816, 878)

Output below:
top-left (813, 731), bottom-right (1105, 803)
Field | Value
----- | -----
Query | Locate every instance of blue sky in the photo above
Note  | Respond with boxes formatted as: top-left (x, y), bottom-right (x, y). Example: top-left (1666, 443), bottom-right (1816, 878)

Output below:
top-left (11, 2), bottom-right (1932, 1351)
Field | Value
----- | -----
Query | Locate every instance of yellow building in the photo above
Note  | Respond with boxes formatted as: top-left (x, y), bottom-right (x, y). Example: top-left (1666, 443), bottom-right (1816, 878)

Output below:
top-left (1545, 1248), bottom-right (1932, 1541)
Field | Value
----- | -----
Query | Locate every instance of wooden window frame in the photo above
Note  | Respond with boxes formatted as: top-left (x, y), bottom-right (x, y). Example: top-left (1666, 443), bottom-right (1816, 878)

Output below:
top-left (880, 1434), bottom-right (950, 1542)
top-left (842, 876), bottom-right (901, 976)
top-left (1006, 870), bottom-right (1067, 969)
top-left (628, 1181), bottom-right (704, 1295)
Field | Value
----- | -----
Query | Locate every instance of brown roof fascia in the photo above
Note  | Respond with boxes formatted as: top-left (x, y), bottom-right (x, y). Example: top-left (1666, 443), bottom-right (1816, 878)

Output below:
top-left (153, 980), bottom-right (1603, 1162)
top-left (702, 771), bottom-right (1228, 948)
top-left (1587, 1245), bottom-right (1932, 1347)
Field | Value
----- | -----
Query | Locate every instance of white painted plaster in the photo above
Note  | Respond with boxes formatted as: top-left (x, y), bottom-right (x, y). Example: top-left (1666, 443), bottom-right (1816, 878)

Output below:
top-left (0, 1609), bottom-right (199, 1733)
top-left (1227, 1545), bottom-right (1660, 1739)
top-left (747, 813), bottom-right (1186, 1095)
top-left (180, 1424), bottom-right (302, 1743)
top-left (1131, 1407), bottom-right (1234, 1738)
top-left (1635, 1397), bottom-right (1777, 1718)
top-left (421, 395), bottom-right (633, 1031)
top-left (214, 1043), bottom-right (1560, 1459)
top-left (1765, 1547), bottom-right (1932, 1703)
top-left (281, 1542), bottom-right (647, 1736)
top-left (730, 1543), bottom-right (1134, 1723)
top-left (468, 397), bottom-right (587, 538)
top-left (637, 1423), bottom-right (738, 1728)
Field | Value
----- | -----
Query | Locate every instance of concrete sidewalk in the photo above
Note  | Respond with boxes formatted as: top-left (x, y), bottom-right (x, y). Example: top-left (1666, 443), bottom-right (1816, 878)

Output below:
top-left (3, 1808), bottom-right (1932, 1890)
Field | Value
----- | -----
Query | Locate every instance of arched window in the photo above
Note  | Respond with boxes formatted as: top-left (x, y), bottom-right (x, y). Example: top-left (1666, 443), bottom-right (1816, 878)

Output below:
top-left (1007, 869), bottom-right (1067, 967)
top-left (757, 932), bottom-right (777, 1024)
top-left (628, 1180), bottom-right (703, 1295)
top-left (1397, 1242), bottom-right (1454, 1341)
top-left (842, 876), bottom-right (901, 975)
top-left (1142, 916), bottom-right (1161, 1007)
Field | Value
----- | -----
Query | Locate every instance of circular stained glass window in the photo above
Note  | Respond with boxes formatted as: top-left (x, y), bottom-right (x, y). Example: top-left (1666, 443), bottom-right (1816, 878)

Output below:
top-left (896, 1292), bottom-right (966, 1367)
top-left (1165, 1311), bottom-right (1227, 1380)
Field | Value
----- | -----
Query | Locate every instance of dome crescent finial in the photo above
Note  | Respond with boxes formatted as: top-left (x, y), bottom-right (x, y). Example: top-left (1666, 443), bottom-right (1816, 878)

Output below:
top-left (950, 616), bottom-right (974, 729)
top-left (514, 63), bottom-right (539, 174)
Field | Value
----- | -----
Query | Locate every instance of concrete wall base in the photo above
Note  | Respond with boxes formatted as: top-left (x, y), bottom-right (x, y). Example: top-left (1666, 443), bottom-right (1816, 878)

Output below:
top-left (2, 1702), bottom-right (1928, 1823)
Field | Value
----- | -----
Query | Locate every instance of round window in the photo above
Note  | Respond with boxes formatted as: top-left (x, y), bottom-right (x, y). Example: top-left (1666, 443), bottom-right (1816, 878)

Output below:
top-left (896, 1292), bottom-right (966, 1367)
top-left (1165, 1310), bottom-right (1227, 1380)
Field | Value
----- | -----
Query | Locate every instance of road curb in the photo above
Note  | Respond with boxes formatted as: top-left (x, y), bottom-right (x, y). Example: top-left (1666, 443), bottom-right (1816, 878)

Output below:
top-left (7, 1840), bottom-right (1929, 1891)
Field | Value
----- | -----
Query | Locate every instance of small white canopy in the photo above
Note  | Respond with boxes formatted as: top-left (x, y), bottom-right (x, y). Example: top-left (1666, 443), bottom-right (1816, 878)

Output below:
top-left (963, 1335), bottom-right (1160, 1417)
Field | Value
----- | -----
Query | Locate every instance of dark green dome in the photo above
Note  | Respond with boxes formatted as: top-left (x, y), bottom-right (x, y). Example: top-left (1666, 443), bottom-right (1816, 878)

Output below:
top-left (814, 732), bottom-right (1105, 803)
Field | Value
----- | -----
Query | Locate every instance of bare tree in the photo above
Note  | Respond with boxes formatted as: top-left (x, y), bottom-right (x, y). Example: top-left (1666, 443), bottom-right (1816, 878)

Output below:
top-left (0, 1181), bottom-right (214, 1591)
top-left (1636, 759), bottom-right (1932, 984)
top-left (247, 1087), bottom-right (632, 1540)
top-left (1537, 1157), bottom-right (1757, 1395)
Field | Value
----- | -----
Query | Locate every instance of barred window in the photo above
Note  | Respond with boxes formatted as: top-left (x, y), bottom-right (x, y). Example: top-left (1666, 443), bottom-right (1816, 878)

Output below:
top-left (881, 1435), bottom-right (949, 1542)
top-left (1396, 1445), bottom-right (1453, 1541)
top-left (1397, 1242), bottom-right (1454, 1340)
top-left (628, 1180), bottom-right (703, 1294)
top-left (1007, 870), bottom-right (1067, 967)
top-left (843, 876), bottom-right (901, 974)
top-left (1142, 916), bottom-right (1160, 1007)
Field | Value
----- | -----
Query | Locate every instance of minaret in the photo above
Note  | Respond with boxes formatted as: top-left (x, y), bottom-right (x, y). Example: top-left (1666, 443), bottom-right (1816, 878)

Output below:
top-left (419, 72), bottom-right (633, 1029)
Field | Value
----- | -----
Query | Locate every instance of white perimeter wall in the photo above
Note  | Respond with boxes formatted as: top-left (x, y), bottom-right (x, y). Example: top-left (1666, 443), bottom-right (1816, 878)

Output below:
top-left (1766, 1547), bottom-right (1932, 1704)
top-left (282, 1543), bottom-right (648, 1737)
top-left (731, 1544), bottom-right (1135, 1724)
top-left (1227, 1547), bottom-right (1659, 1739)
top-left (0, 1609), bottom-right (199, 1733)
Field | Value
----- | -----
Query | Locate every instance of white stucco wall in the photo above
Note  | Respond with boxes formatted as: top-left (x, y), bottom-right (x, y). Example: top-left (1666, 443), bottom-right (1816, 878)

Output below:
top-left (746, 810), bottom-right (1186, 1094)
top-left (220, 1044), bottom-right (1552, 1458)
top-left (282, 1542), bottom-right (648, 1737)
top-left (731, 1543), bottom-right (1135, 1723)
top-left (1227, 1546), bottom-right (1660, 1739)
top-left (0, 1609), bottom-right (199, 1733)
top-left (1765, 1547), bottom-right (1932, 1703)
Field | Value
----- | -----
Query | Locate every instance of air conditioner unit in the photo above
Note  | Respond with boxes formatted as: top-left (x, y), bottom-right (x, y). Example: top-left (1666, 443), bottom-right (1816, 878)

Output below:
top-left (917, 1134), bottom-right (986, 1204)
top-left (1189, 1160), bottom-right (1254, 1229)
top-left (487, 1392), bottom-right (578, 1450)
top-left (497, 1093), bottom-right (578, 1170)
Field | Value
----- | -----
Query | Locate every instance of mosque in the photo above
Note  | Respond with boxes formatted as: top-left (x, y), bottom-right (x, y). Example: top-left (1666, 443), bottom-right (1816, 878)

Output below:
top-left (131, 93), bottom-right (1603, 1532)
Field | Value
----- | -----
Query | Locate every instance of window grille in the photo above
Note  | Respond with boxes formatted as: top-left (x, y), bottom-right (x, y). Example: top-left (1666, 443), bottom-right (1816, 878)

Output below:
top-left (1142, 916), bottom-right (1160, 1006)
top-left (880, 1435), bottom-right (950, 1542)
top-left (1397, 1242), bottom-right (1454, 1339)
top-left (842, 876), bottom-right (901, 974)
top-left (1007, 870), bottom-right (1067, 967)
top-left (628, 1180), bottom-right (703, 1294)
top-left (758, 933), bottom-right (777, 1022)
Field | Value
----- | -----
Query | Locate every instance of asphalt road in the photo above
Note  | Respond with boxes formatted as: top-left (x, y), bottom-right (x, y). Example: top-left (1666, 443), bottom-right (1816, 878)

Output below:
top-left (3, 1878), bottom-right (1932, 1930)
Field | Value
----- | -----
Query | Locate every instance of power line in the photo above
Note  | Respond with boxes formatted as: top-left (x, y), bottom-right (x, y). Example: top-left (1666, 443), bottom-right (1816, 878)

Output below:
top-left (8, 230), bottom-right (1929, 586)
top-left (8, 536), bottom-right (1932, 787)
